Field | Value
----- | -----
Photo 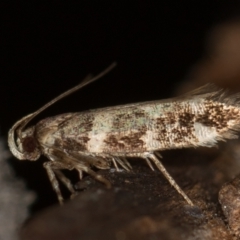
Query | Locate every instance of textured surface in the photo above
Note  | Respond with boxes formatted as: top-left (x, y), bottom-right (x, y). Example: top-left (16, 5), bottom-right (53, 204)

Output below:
top-left (20, 147), bottom-right (239, 240)
top-left (219, 175), bottom-right (240, 238)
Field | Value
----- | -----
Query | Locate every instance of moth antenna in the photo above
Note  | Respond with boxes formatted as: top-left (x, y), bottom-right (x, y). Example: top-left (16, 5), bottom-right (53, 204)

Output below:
top-left (8, 62), bottom-right (117, 159)
top-left (20, 62), bottom-right (117, 131)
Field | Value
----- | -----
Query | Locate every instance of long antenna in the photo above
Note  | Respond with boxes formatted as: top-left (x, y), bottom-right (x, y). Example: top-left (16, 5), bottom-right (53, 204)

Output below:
top-left (19, 62), bottom-right (117, 132)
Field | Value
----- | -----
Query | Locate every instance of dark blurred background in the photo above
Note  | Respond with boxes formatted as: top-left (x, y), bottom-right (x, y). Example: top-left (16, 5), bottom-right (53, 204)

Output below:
top-left (1, 1), bottom-right (240, 211)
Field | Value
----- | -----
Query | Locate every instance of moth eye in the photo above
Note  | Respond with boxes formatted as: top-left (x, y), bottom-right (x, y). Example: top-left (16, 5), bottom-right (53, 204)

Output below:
top-left (22, 137), bottom-right (37, 153)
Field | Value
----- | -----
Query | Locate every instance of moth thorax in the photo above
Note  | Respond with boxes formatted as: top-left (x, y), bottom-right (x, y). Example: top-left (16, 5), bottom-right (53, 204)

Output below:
top-left (18, 126), bottom-right (41, 161)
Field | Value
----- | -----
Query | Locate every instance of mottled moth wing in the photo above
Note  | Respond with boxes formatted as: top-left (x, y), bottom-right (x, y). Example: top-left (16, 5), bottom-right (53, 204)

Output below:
top-left (36, 84), bottom-right (240, 156)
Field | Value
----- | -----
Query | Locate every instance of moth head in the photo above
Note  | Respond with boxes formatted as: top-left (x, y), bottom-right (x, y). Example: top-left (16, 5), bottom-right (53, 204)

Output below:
top-left (8, 114), bottom-right (41, 161)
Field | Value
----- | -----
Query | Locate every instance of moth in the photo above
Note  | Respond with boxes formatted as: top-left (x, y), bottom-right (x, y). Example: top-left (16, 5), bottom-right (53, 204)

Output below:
top-left (8, 63), bottom-right (240, 206)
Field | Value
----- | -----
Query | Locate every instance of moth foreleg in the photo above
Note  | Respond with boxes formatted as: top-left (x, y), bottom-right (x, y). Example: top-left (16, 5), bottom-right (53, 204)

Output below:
top-left (145, 153), bottom-right (194, 206)
top-left (54, 170), bottom-right (77, 199)
top-left (43, 161), bottom-right (65, 205)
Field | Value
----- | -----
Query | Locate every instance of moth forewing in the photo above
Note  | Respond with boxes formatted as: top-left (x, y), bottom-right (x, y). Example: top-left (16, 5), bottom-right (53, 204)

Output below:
top-left (8, 66), bottom-right (240, 206)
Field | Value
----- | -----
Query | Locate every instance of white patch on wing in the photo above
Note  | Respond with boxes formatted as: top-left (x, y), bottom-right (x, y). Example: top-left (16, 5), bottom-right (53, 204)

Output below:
top-left (140, 130), bottom-right (162, 149)
top-left (87, 132), bottom-right (107, 153)
top-left (193, 122), bottom-right (218, 146)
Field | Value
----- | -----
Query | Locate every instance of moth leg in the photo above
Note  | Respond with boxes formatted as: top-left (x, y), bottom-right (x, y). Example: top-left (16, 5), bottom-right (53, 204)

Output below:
top-left (54, 170), bottom-right (78, 199)
top-left (111, 157), bottom-right (120, 171)
top-left (43, 162), bottom-right (64, 205)
top-left (145, 153), bottom-right (194, 206)
top-left (145, 158), bottom-right (155, 171)
top-left (122, 157), bottom-right (132, 170)
top-left (75, 164), bottom-right (111, 189)
top-left (115, 157), bottom-right (131, 171)
top-left (155, 152), bottom-right (163, 159)
top-left (78, 170), bottom-right (83, 180)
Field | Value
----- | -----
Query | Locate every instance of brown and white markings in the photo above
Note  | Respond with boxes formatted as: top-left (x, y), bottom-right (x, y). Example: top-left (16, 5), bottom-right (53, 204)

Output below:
top-left (8, 63), bottom-right (240, 205)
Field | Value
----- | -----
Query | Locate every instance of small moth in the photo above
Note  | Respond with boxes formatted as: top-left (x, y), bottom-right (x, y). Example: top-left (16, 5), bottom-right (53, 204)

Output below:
top-left (8, 63), bottom-right (240, 206)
